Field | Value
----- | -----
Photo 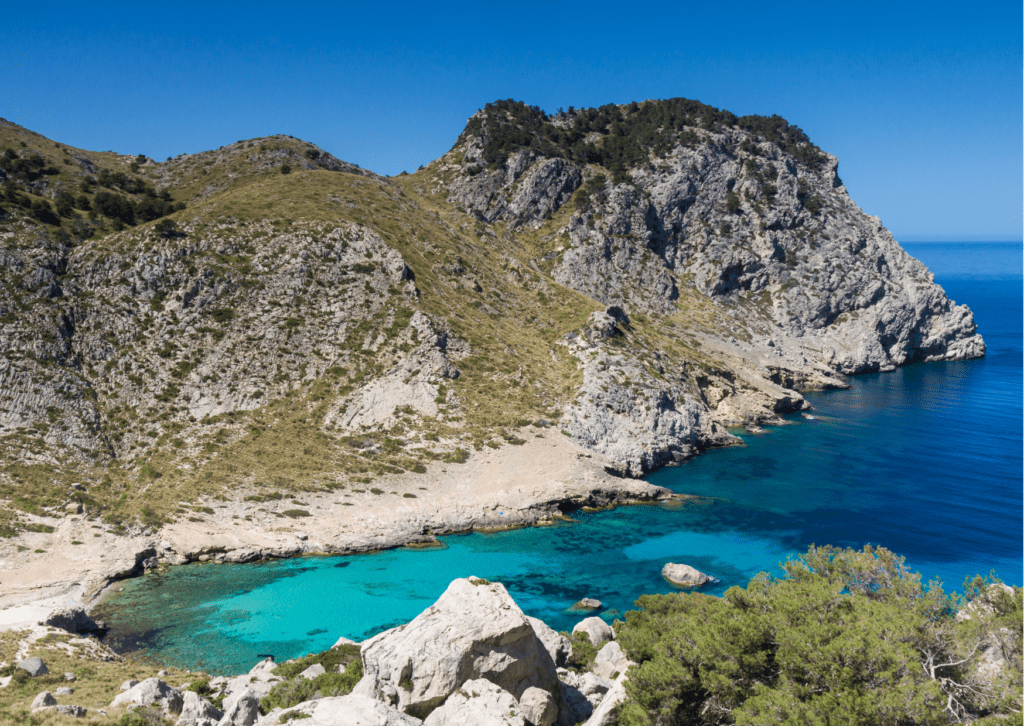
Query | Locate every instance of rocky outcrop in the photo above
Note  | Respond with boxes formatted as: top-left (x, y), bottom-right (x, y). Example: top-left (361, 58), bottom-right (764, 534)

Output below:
top-left (421, 678), bottom-right (523, 726)
top-left (266, 694), bottom-right (423, 725)
top-left (354, 577), bottom-right (568, 722)
top-left (177, 690), bottom-right (223, 726)
top-left (661, 562), bottom-right (717, 587)
top-left (110, 677), bottom-right (184, 717)
top-left (572, 617), bottom-right (614, 647)
top-left (41, 606), bottom-right (97, 633)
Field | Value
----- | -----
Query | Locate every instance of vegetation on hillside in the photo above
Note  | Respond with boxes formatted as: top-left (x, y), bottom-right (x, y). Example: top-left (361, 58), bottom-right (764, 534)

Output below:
top-left (458, 98), bottom-right (826, 181)
top-left (617, 545), bottom-right (1023, 725)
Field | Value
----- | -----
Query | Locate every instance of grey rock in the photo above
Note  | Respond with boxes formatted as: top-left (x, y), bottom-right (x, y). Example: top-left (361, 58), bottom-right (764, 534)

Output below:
top-left (54, 705), bottom-right (87, 718)
top-left (64, 672), bottom-right (77, 682)
top-left (421, 678), bottom-right (523, 726)
top-left (177, 690), bottom-right (223, 725)
top-left (527, 616), bottom-right (572, 669)
top-left (356, 577), bottom-right (567, 722)
top-left (42, 606), bottom-right (97, 633)
top-left (120, 679), bottom-right (139, 691)
top-left (332, 635), bottom-right (360, 648)
top-left (591, 641), bottom-right (631, 681)
top-left (270, 694), bottom-right (423, 725)
top-left (661, 563), bottom-right (715, 587)
top-left (577, 672), bottom-right (614, 707)
top-left (581, 678), bottom-right (625, 726)
top-left (18, 657), bottom-right (49, 677)
top-left (571, 617), bottom-right (613, 647)
top-left (519, 686), bottom-right (557, 726)
top-left (109, 677), bottom-right (183, 716)
top-left (31, 691), bottom-right (57, 709)
top-left (569, 598), bottom-right (602, 611)
top-left (55, 686), bottom-right (74, 695)
top-left (299, 663), bottom-right (326, 680)
top-left (217, 688), bottom-right (259, 726)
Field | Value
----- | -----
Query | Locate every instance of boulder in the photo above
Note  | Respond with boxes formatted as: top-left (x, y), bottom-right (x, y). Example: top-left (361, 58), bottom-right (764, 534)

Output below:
top-left (54, 705), bottom-right (87, 718)
top-left (571, 617), bottom-right (613, 647)
top-left (578, 673), bottom-right (614, 707)
top-left (519, 686), bottom-right (557, 726)
top-left (421, 678), bottom-right (523, 726)
top-left (110, 677), bottom-right (184, 717)
top-left (271, 694), bottom-right (423, 725)
top-left (177, 690), bottom-right (223, 725)
top-left (661, 563), bottom-right (715, 587)
top-left (299, 663), bottom-right (326, 680)
top-left (569, 598), bottom-right (602, 612)
top-left (31, 691), bottom-right (57, 709)
top-left (558, 680), bottom-right (592, 724)
top-left (527, 616), bottom-right (572, 669)
top-left (354, 577), bottom-right (566, 721)
top-left (64, 672), bottom-right (77, 681)
top-left (223, 658), bottom-right (281, 702)
top-left (591, 642), bottom-right (631, 681)
top-left (218, 688), bottom-right (259, 726)
top-left (581, 677), bottom-right (626, 726)
top-left (120, 679), bottom-right (139, 691)
top-left (55, 686), bottom-right (74, 695)
top-left (42, 606), bottom-right (97, 633)
top-left (17, 657), bottom-right (49, 677)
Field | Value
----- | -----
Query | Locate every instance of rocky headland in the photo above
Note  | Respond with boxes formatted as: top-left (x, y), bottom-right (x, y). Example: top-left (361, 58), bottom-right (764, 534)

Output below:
top-left (0, 98), bottom-right (987, 695)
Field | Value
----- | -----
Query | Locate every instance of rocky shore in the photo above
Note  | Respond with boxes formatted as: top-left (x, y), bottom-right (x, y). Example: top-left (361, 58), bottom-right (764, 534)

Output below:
top-left (0, 430), bottom-right (671, 620)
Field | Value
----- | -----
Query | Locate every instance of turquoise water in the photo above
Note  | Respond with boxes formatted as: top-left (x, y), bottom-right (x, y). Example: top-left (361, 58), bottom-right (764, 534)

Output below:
top-left (96, 242), bottom-right (1023, 676)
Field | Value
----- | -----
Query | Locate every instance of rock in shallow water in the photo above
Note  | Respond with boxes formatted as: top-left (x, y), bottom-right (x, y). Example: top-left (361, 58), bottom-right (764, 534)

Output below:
top-left (661, 562), bottom-right (716, 587)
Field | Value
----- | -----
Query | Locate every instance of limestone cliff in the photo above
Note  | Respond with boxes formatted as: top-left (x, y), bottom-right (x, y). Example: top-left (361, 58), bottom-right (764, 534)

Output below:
top-left (0, 100), bottom-right (984, 529)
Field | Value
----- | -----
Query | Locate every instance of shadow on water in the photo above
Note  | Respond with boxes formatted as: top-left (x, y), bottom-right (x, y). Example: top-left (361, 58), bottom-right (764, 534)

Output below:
top-left (94, 245), bottom-right (1023, 675)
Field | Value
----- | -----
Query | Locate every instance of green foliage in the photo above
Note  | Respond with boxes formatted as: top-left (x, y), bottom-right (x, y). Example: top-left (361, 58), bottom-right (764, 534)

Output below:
top-left (273, 644), bottom-right (361, 679)
top-left (725, 191), bottom-right (741, 214)
top-left (616, 545), bottom-right (1023, 725)
top-left (565, 631), bottom-right (599, 673)
top-left (261, 655), bottom-right (362, 714)
top-left (460, 98), bottom-right (826, 177)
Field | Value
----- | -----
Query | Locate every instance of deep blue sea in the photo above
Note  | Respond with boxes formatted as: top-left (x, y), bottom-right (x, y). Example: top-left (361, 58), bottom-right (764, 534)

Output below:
top-left (96, 242), bottom-right (1023, 675)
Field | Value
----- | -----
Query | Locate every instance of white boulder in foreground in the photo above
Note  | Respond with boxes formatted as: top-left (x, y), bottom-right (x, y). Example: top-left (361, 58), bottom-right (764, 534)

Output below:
top-left (422, 678), bottom-right (522, 725)
top-left (269, 694), bottom-right (423, 725)
top-left (353, 576), bottom-right (568, 722)
top-left (177, 689), bottom-right (223, 725)
top-left (661, 563), bottom-right (716, 587)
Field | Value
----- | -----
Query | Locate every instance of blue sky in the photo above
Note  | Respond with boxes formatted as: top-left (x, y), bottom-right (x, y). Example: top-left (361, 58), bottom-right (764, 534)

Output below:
top-left (3, 1), bottom-right (1020, 240)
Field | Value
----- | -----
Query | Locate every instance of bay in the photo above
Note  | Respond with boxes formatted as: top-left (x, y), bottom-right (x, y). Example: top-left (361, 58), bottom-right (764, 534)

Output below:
top-left (96, 241), bottom-right (1023, 675)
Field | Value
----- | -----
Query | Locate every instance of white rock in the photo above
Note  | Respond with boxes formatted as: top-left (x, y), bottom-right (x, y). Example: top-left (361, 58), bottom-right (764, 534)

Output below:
top-left (223, 658), bottom-right (281, 702)
top-left (270, 693), bottom-right (422, 725)
top-left (421, 678), bottom-right (523, 726)
top-left (571, 617), bottom-right (613, 647)
top-left (333, 635), bottom-right (360, 648)
top-left (55, 686), bottom-right (74, 695)
top-left (177, 690), bottom-right (224, 725)
top-left (591, 641), bottom-right (631, 681)
top-left (110, 678), bottom-right (184, 716)
top-left (527, 616), bottom-right (572, 669)
top-left (31, 691), bottom-right (56, 709)
top-left (519, 686), bottom-right (557, 726)
top-left (356, 577), bottom-right (566, 720)
top-left (120, 679), bottom-right (139, 691)
top-left (217, 688), bottom-right (259, 726)
top-left (578, 673), bottom-right (614, 707)
top-left (299, 663), bottom-right (326, 680)
top-left (661, 563), bottom-right (715, 587)
top-left (581, 677), bottom-right (626, 726)
top-left (570, 598), bottom-right (602, 611)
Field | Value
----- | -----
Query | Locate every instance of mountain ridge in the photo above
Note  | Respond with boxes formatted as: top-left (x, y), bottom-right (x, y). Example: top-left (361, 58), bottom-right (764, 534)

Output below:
top-left (0, 99), bottom-right (983, 537)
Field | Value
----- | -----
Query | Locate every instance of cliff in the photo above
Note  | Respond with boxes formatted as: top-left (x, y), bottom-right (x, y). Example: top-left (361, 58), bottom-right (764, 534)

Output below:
top-left (0, 99), bottom-right (983, 533)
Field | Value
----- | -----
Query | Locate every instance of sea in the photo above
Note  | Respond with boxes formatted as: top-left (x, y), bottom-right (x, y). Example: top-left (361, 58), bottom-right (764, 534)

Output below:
top-left (94, 241), bottom-right (1023, 675)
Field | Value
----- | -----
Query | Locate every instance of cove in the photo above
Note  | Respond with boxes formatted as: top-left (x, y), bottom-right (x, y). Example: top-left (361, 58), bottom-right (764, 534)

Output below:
top-left (95, 242), bottom-right (1023, 676)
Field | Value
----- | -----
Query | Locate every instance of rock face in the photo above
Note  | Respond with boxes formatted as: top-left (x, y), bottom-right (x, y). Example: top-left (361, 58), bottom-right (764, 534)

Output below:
top-left (526, 616), bottom-right (573, 669)
top-left (217, 689), bottom-right (259, 726)
top-left (42, 606), bottom-right (97, 633)
top-left (270, 694), bottom-right (423, 725)
top-left (177, 690), bottom-right (223, 725)
top-left (421, 678), bottom-right (523, 726)
top-left (109, 677), bottom-right (184, 717)
top-left (355, 577), bottom-right (567, 722)
top-left (661, 563), bottom-right (716, 587)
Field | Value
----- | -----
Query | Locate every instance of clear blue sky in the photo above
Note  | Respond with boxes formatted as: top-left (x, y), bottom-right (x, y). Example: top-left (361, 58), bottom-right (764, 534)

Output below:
top-left (3, 1), bottom-right (1020, 241)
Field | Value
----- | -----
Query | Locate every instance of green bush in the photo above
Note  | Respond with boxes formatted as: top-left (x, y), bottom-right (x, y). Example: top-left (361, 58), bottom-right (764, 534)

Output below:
top-left (725, 191), bottom-right (741, 214)
top-left (273, 644), bottom-right (361, 679)
top-left (616, 545), bottom-right (1023, 725)
top-left (261, 656), bottom-right (362, 714)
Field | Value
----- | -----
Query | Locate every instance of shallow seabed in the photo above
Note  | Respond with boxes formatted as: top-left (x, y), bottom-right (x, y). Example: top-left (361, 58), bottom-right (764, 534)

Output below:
top-left (96, 242), bottom-right (1023, 675)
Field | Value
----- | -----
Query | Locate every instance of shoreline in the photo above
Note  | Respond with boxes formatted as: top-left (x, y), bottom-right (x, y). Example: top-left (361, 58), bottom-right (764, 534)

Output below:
top-left (0, 429), bottom-right (675, 630)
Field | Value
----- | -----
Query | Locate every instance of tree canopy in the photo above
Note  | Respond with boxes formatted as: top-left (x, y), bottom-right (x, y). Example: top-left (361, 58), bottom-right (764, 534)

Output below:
top-left (616, 545), bottom-right (1022, 725)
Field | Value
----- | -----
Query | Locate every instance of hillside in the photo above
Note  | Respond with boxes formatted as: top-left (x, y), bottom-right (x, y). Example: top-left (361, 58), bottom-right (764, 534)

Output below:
top-left (0, 100), bottom-right (984, 538)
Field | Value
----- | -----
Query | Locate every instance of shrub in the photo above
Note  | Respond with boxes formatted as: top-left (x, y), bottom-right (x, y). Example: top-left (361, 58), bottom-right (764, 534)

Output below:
top-left (725, 190), bottom-right (741, 214)
top-left (261, 654), bottom-right (362, 714)
top-left (281, 510), bottom-right (311, 518)
top-left (616, 545), bottom-right (1023, 725)
top-left (281, 164), bottom-right (292, 175)
top-left (154, 218), bottom-right (180, 238)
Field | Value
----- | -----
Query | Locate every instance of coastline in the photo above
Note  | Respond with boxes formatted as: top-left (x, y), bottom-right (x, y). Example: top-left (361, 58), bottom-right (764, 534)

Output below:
top-left (0, 429), bottom-right (674, 627)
